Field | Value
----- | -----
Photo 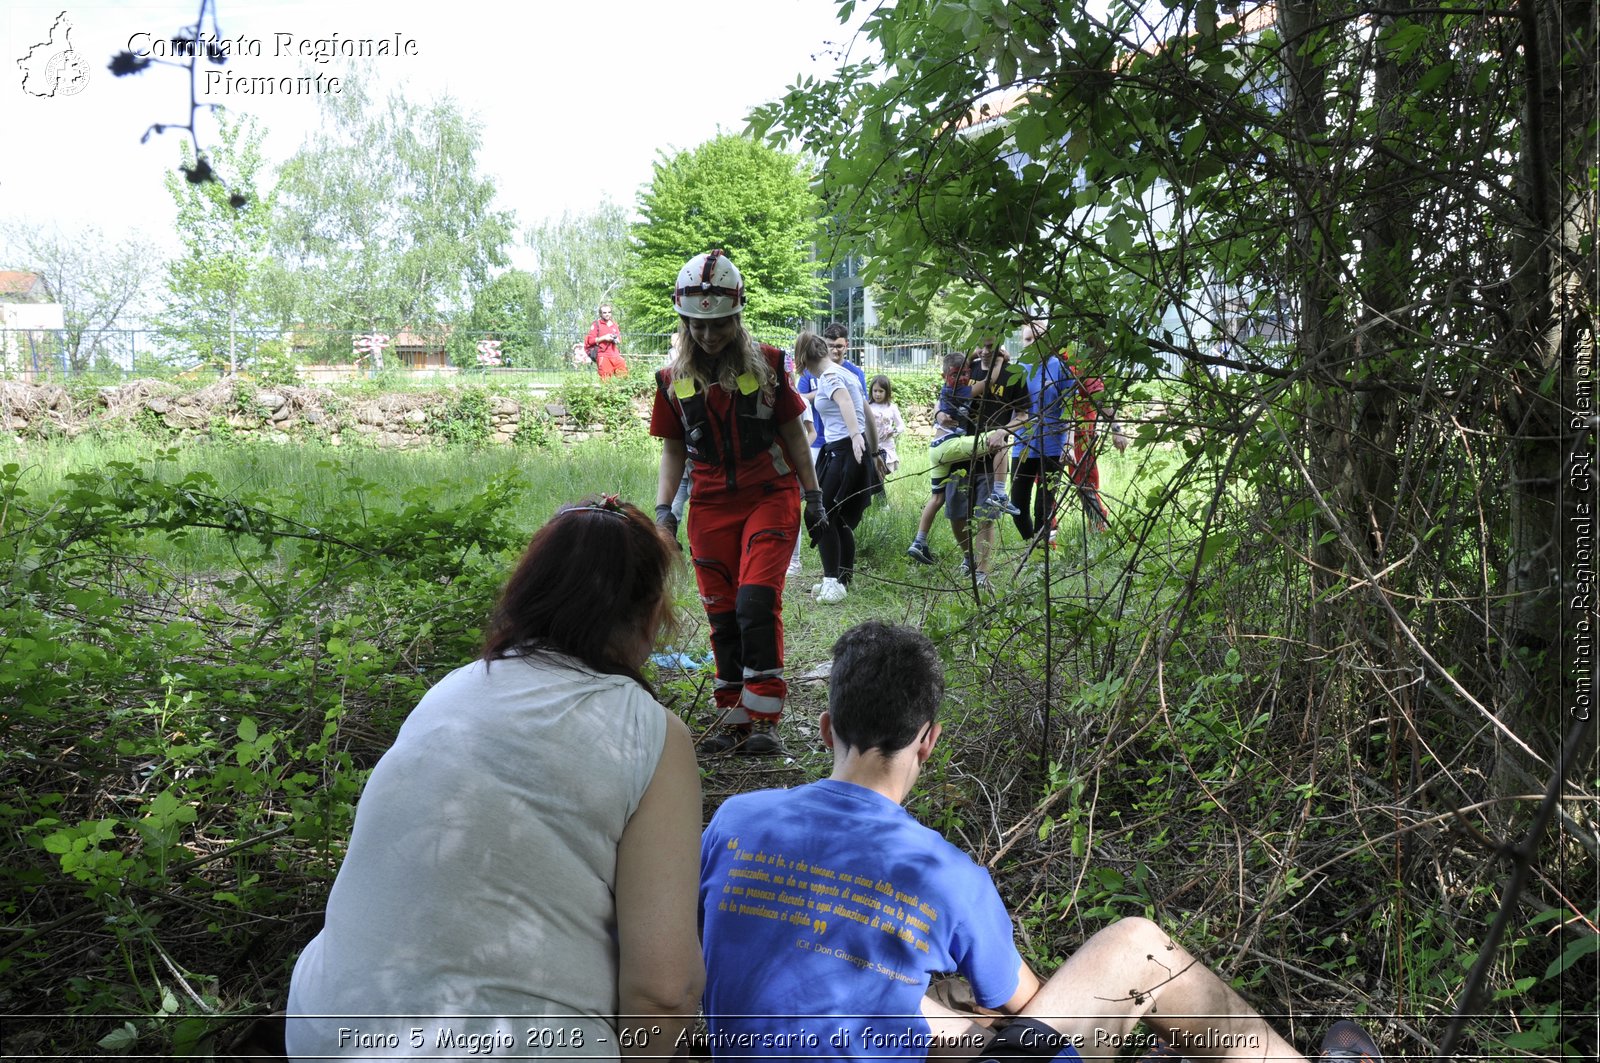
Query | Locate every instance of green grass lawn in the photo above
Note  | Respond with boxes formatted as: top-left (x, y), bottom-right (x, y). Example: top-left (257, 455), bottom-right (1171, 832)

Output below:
top-left (2, 428), bottom-right (1186, 765)
top-left (1, 427), bottom-right (1165, 606)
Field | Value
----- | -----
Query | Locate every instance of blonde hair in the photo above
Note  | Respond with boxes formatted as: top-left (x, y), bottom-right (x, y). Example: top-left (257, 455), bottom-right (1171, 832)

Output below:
top-left (670, 314), bottom-right (775, 398)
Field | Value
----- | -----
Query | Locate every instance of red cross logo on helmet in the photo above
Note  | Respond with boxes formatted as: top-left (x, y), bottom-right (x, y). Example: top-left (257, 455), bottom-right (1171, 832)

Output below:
top-left (673, 250), bottom-right (745, 319)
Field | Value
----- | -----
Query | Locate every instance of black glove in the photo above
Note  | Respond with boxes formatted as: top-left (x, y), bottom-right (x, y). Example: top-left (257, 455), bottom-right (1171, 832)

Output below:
top-left (654, 504), bottom-right (680, 548)
top-left (802, 488), bottom-right (829, 544)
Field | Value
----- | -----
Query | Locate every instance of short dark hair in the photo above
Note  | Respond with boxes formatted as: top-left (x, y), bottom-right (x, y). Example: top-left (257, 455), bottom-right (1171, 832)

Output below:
top-left (822, 323), bottom-right (849, 342)
top-left (482, 496), bottom-right (677, 692)
top-left (828, 622), bottom-right (944, 754)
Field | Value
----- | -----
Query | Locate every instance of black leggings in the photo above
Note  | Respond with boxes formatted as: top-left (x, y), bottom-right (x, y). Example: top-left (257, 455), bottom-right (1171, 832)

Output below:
top-left (815, 443), bottom-right (871, 581)
top-left (1010, 454), bottom-right (1066, 540)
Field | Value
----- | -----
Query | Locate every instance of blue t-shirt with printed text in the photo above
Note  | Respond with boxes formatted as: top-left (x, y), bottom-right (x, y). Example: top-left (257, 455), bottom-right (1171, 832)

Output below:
top-left (699, 779), bottom-right (1022, 1061)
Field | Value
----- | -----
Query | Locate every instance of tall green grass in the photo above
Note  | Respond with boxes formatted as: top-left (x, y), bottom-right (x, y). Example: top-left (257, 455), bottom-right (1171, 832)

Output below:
top-left (0, 435), bottom-right (666, 574)
top-left (1, 432), bottom-right (1176, 683)
top-left (0, 430), bottom-right (1166, 572)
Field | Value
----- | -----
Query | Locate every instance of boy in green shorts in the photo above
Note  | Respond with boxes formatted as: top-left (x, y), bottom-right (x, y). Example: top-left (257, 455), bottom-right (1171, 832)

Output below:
top-left (908, 350), bottom-right (1019, 565)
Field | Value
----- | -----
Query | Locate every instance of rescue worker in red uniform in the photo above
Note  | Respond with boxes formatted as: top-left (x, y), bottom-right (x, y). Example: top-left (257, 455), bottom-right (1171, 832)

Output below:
top-left (1065, 346), bottom-right (1128, 533)
top-left (585, 304), bottom-right (627, 379)
top-left (650, 250), bottom-right (825, 757)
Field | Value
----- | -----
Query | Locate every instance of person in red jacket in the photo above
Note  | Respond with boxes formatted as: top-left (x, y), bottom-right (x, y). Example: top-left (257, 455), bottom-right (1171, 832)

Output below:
top-left (650, 250), bottom-right (825, 757)
top-left (1065, 343), bottom-right (1128, 533)
top-left (585, 303), bottom-right (627, 378)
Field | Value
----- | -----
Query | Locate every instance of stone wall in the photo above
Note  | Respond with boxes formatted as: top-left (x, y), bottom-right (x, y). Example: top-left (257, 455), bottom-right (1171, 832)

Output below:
top-left (1, 379), bottom-right (949, 449)
top-left (0, 379), bottom-right (660, 448)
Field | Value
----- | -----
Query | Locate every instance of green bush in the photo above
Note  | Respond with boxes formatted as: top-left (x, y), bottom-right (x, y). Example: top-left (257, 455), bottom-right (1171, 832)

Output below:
top-left (0, 452), bottom-right (528, 1054)
top-left (881, 369), bottom-right (940, 414)
top-left (511, 410), bottom-right (556, 449)
top-left (555, 376), bottom-right (653, 441)
top-left (433, 388), bottom-right (494, 446)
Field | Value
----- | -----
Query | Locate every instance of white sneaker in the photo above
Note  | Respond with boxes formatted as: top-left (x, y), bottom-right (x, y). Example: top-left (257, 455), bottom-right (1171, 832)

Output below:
top-left (786, 556), bottom-right (803, 577)
top-left (816, 577), bottom-right (847, 604)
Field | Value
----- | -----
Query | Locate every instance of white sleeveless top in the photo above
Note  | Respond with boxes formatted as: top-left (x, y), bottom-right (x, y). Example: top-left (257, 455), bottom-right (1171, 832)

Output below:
top-left (286, 652), bottom-right (668, 1060)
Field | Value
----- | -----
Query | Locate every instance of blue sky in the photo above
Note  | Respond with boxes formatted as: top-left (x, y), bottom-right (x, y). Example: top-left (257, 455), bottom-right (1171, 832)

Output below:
top-left (2, 0), bottom-right (870, 260)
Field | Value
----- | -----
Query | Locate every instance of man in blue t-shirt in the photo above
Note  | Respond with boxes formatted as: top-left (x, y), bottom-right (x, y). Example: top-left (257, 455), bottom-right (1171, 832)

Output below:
top-left (1008, 320), bottom-right (1077, 546)
top-left (698, 623), bottom-right (1379, 1063)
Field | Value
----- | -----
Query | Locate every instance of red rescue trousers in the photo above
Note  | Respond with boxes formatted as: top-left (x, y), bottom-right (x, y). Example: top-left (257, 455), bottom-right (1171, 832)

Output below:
top-left (686, 483), bottom-right (800, 723)
top-left (1070, 405), bottom-right (1109, 528)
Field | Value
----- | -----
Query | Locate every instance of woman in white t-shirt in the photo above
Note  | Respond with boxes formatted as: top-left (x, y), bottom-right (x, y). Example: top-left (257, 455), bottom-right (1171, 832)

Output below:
top-left (286, 497), bottom-right (702, 1061)
top-left (796, 332), bottom-right (872, 604)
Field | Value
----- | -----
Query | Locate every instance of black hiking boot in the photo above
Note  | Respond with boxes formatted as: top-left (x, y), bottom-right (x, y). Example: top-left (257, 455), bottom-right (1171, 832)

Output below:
top-left (1320, 1020), bottom-right (1382, 1061)
top-left (738, 719), bottom-right (786, 757)
top-left (696, 725), bottom-right (749, 756)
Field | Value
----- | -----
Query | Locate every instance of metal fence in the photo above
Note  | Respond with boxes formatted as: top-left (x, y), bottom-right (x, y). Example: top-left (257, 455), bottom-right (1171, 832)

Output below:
top-left (0, 327), bottom-right (960, 383)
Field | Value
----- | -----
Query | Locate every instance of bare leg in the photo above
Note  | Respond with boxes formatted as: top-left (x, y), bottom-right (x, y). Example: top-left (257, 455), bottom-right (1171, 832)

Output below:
top-left (919, 995), bottom-right (1002, 1060)
top-left (974, 517), bottom-right (995, 575)
top-left (1017, 918), bottom-right (1305, 1062)
top-left (949, 517), bottom-right (972, 563)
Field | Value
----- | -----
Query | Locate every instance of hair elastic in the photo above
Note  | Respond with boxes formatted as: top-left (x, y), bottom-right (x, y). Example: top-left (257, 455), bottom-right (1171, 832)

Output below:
top-left (558, 494), bottom-right (627, 518)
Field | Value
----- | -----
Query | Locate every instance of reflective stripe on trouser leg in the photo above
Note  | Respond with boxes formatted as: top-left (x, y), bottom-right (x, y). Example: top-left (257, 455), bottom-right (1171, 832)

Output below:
top-left (694, 504), bottom-right (746, 726)
top-left (714, 685), bottom-right (749, 725)
top-left (734, 489), bottom-right (799, 722)
top-left (688, 486), bottom-right (799, 725)
top-left (705, 608), bottom-right (748, 724)
top-left (741, 669), bottom-right (785, 719)
top-left (735, 583), bottom-right (785, 721)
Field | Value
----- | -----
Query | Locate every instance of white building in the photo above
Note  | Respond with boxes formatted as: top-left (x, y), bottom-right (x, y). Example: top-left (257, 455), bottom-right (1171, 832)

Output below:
top-left (0, 271), bottom-right (66, 377)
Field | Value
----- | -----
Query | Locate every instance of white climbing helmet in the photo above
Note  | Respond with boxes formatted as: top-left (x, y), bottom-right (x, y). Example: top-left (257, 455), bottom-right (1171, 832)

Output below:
top-left (673, 250), bottom-right (745, 319)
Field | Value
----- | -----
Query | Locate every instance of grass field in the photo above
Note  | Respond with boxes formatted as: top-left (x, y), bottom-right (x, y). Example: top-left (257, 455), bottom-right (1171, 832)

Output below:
top-left (0, 428), bottom-right (1164, 742)
top-left (1, 435), bottom-right (661, 571)
top-left (6, 426), bottom-right (1550, 1060)
top-left (0, 428), bottom-right (1156, 583)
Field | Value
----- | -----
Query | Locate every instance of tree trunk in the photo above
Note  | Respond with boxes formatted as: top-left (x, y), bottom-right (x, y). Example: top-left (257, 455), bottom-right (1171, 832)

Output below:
top-left (1277, 0), bottom-right (1347, 594)
top-left (1496, 0), bottom-right (1597, 787)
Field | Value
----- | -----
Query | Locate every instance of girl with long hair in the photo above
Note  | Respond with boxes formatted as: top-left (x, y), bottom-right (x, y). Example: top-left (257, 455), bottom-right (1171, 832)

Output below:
top-left (867, 373), bottom-right (907, 474)
top-left (649, 250), bottom-right (825, 757)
